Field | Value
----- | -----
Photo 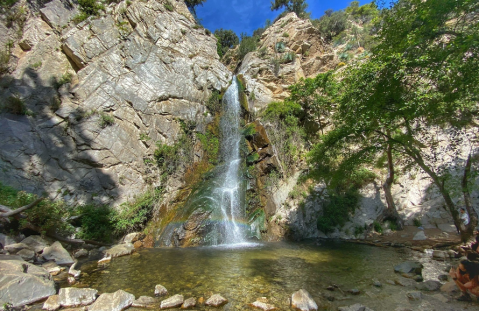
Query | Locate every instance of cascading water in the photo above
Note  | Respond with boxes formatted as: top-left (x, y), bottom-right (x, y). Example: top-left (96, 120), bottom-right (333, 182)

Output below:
top-left (216, 77), bottom-right (244, 244)
top-left (156, 77), bottom-right (248, 246)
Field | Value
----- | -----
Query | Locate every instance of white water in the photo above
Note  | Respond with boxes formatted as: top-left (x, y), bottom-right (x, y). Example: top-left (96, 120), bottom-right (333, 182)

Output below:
top-left (215, 78), bottom-right (245, 244)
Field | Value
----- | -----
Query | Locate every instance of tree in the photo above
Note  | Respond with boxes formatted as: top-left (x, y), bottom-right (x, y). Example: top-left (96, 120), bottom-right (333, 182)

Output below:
top-left (315, 10), bottom-right (348, 40)
top-left (214, 29), bottom-right (239, 58)
top-left (309, 0), bottom-right (479, 238)
top-left (184, 0), bottom-right (206, 15)
top-left (270, 0), bottom-right (309, 18)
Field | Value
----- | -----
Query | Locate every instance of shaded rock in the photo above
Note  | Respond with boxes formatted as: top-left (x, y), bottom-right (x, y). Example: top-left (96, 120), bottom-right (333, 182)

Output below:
top-left (407, 291), bottom-right (422, 301)
top-left (372, 280), bottom-right (382, 287)
top-left (155, 284), bottom-right (168, 296)
top-left (431, 293), bottom-right (449, 303)
top-left (413, 231), bottom-right (427, 241)
top-left (394, 277), bottom-right (416, 287)
top-left (73, 249), bottom-right (88, 258)
top-left (68, 262), bottom-right (81, 278)
top-left (181, 297), bottom-right (196, 309)
top-left (42, 261), bottom-right (64, 276)
top-left (132, 296), bottom-right (156, 308)
top-left (160, 294), bottom-right (184, 309)
top-left (43, 295), bottom-right (61, 311)
top-left (415, 280), bottom-right (441, 291)
top-left (4, 243), bottom-right (32, 254)
top-left (105, 243), bottom-right (135, 258)
top-left (440, 281), bottom-right (459, 293)
top-left (438, 274), bottom-right (449, 282)
top-left (249, 300), bottom-right (277, 311)
top-left (338, 303), bottom-right (374, 311)
top-left (17, 248), bottom-right (35, 261)
top-left (42, 241), bottom-right (74, 266)
top-left (348, 289), bottom-right (360, 295)
top-left (291, 289), bottom-right (318, 311)
top-left (59, 287), bottom-right (97, 307)
top-left (88, 290), bottom-right (134, 311)
top-left (432, 250), bottom-right (448, 260)
top-left (205, 294), bottom-right (228, 307)
top-left (0, 234), bottom-right (16, 247)
top-left (394, 261), bottom-right (423, 276)
top-left (0, 259), bottom-right (56, 308)
top-left (21, 235), bottom-right (50, 253)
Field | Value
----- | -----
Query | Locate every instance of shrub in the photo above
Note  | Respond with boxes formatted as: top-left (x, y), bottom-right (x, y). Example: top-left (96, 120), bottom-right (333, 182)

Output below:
top-left (3, 95), bottom-right (27, 115)
top-left (164, 0), bottom-right (174, 11)
top-left (317, 191), bottom-right (358, 233)
top-left (0, 44), bottom-right (12, 76)
top-left (197, 129), bottom-right (219, 165)
top-left (99, 113), bottom-right (115, 128)
top-left (242, 124), bottom-right (257, 138)
top-left (139, 133), bottom-right (151, 141)
top-left (413, 218), bottom-right (422, 227)
top-left (52, 72), bottom-right (72, 89)
top-left (237, 34), bottom-right (257, 60)
top-left (275, 41), bottom-right (285, 53)
top-left (246, 152), bottom-right (260, 165)
top-left (77, 204), bottom-right (115, 242)
top-left (270, 58), bottom-right (280, 76)
top-left (282, 52), bottom-right (295, 63)
top-left (282, 32), bottom-right (289, 38)
top-left (257, 47), bottom-right (268, 58)
top-left (373, 221), bottom-right (383, 233)
top-left (78, 0), bottom-right (104, 16)
top-left (206, 90), bottom-right (222, 114)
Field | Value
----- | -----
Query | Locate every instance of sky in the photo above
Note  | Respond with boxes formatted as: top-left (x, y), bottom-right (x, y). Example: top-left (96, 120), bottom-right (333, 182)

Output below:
top-left (196, 0), bottom-right (371, 37)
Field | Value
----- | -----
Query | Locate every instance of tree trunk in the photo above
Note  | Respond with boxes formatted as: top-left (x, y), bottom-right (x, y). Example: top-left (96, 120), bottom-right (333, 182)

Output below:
top-left (381, 139), bottom-right (404, 229)
top-left (462, 153), bottom-right (478, 235)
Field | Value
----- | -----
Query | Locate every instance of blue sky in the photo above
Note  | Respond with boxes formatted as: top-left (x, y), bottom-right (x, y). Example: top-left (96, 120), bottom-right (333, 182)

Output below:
top-left (196, 0), bottom-right (372, 37)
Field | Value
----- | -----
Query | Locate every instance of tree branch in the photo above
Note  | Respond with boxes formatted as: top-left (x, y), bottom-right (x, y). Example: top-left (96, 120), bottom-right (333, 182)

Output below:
top-left (0, 198), bottom-right (44, 218)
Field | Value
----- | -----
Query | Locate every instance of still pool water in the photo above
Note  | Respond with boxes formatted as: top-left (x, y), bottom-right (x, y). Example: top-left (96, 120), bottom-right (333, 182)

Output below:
top-left (75, 241), bottom-right (468, 311)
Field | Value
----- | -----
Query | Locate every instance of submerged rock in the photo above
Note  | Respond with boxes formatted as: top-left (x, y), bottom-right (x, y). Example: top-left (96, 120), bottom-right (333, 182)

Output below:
top-left (58, 287), bottom-right (98, 307)
top-left (0, 259), bottom-right (56, 308)
top-left (249, 300), bottom-right (278, 311)
top-left (338, 303), bottom-right (374, 311)
top-left (155, 284), bottom-right (168, 296)
top-left (73, 249), bottom-right (89, 258)
top-left (205, 294), bottom-right (228, 307)
top-left (291, 289), bottom-right (318, 311)
top-left (160, 294), bottom-right (184, 309)
top-left (42, 241), bottom-right (75, 266)
top-left (394, 261), bottom-right (423, 276)
top-left (132, 296), bottom-right (156, 308)
top-left (105, 244), bottom-right (135, 258)
top-left (88, 290), bottom-right (134, 311)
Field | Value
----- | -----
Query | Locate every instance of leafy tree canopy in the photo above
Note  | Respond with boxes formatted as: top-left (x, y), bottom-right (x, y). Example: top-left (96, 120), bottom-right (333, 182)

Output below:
top-left (270, 0), bottom-right (309, 18)
top-left (214, 29), bottom-right (239, 58)
top-left (184, 0), bottom-right (206, 15)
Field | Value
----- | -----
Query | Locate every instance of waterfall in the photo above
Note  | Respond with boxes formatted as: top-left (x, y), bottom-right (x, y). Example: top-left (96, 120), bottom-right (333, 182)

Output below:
top-left (216, 77), bottom-right (244, 244)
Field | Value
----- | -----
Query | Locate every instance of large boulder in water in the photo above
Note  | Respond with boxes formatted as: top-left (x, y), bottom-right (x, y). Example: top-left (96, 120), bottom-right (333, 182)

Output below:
top-left (172, 208), bottom-right (213, 247)
top-left (88, 290), bottom-right (134, 311)
top-left (58, 287), bottom-right (98, 307)
top-left (42, 241), bottom-right (74, 266)
top-left (160, 294), bottom-right (184, 309)
top-left (0, 259), bottom-right (56, 308)
top-left (291, 289), bottom-right (318, 311)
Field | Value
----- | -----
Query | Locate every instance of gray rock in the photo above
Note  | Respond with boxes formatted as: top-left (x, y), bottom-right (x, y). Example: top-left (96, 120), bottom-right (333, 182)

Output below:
top-left (42, 241), bottom-right (74, 266)
top-left (406, 291), bottom-right (422, 301)
top-left (432, 250), bottom-right (448, 260)
top-left (21, 235), bottom-right (50, 253)
top-left (154, 284), bottom-right (168, 297)
top-left (105, 243), bottom-right (135, 258)
top-left (123, 232), bottom-right (142, 244)
top-left (394, 277), bottom-right (416, 287)
top-left (181, 297), bottom-right (196, 309)
top-left (394, 261), bottom-right (423, 275)
top-left (413, 231), bottom-right (427, 240)
top-left (17, 248), bottom-right (35, 261)
top-left (291, 289), bottom-right (317, 311)
top-left (4, 243), bottom-right (32, 254)
top-left (43, 295), bottom-right (61, 311)
top-left (88, 290), bottom-right (134, 311)
top-left (440, 281), bottom-right (459, 293)
top-left (372, 280), bottom-right (382, 287)
top-left (59, 287), bottom-right (97, 307)
top-left (415, 280), bottom-right (441, 291)
top-left (0, 259), bottom-right (56, 308)
top-left (73, 249), bottom-right (89, 258)
top-left (438, 274), bottom-right (448, 282)
top-left (0, 234), bottom-right (17, 247)
top-left (348, 289), bottom-right (360, 295)
top-left (39, 0), bottom-right (79, 29)
top-left (42, 261), bottom-right (64, 275)
top-left (205, 294), bottom-right (228, 307)
top-left (160, 294), bottom-right (184, 309)
top-left (132, 296), bottom-right (156, 308)
top-left (249, 300), bottom-right (277, 311)
top-left (338, 303), bottom-right (374, 311)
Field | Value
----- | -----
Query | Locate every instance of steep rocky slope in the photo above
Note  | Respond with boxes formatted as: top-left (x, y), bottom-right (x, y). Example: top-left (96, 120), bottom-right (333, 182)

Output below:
top-left (0, 0), bottom-right (231, 205)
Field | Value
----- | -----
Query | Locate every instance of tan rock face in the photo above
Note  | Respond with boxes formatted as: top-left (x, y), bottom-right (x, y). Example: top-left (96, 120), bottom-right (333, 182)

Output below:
top-left (237, 12), bottom-right (336, 110)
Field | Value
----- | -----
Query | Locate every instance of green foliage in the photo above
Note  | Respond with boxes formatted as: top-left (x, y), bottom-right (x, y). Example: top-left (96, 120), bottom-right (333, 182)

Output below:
top-left (30, 61), bottom-right (42, 69)
top-left (214, 29), bottom-right (239, 58)
top-left (197, 129), bottom-right (219, 165)
top-left (246, 152), bottom-right (260, 165)
top-left (99, 112), bottom-right (115, 128)
top-left (52, 72), bottom-right (73, 89)
top-left (270, 0), bottom-right (309, 18)
top-left (206, 90), bottom-right (222, 114)
top-left (317, 190), bottom-right (358, 233)
top-left (0, 0), bottom-right (18, 8)
top-left (184, 0), bottom-right (206, 14)
top-left (237, 33), bottom-right (258, 60)
top-left (2, 95), bottom-right (27, 115)
top-left (270, 57), bottom-right (280, 76)
top-left (77, 204), bottom-right (115, 242)
top-left (413, 218), bottom-right (422, 227)
top-left (139, 133), bottom-right (151, 141)
top-left (373, 221), bottom-right (383, 233)
top-left (275, 41), bottom-right (286, 53)
top-left (78, 0), bottom-right (104, 16)
top-left (242, 124), bottom-right (257, 138)
top-left (0, 43), bottom-right (12, 76)
top-left (164, 0), bottom-right (174, 11)
top-left (282, 52), bottom-right (295, 63)
top-left (282, 32), bottom-right (289, 38)
top-left (314, 9), bottom-right (347, 40)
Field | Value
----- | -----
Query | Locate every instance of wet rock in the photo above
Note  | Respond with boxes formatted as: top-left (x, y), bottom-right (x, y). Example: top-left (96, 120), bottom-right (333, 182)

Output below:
top-left (348, 289), bottom-right (360, 295)
top-left (291, 289), bottom-right (318, 311)
top-left (160, 294), bottom-right (184, 309)
top-left (0, 233), bottom-right (17, 247)
top-left (42, 261), bottom-right (64, 276)
top-left (4, 243), bottom-right (32, 254)
top-left (440, 281), bottom-right (459, 293)
top-left (412, 275), bottom-right (423, 282)
top-left (105, 243), bottom-right (135, 258)
top-left (132, 296), bottom-right (156, 308)
top-left (181, 297), bottom-right (196, 309)
top-left (432, 250), bottom-right (448, 260)
top-left (394, 277), bottom-right (416, 287)
top-left (42, 241), bottom-right (75, 266)
top-left (205, 294), bottom-right (228, 307)
top-left (338, 303), bottom-right (374, 311)
top-left (413, 231), bottom-right (427, 241)
top-left (68, 262), bottom-right (81, 278)
top-left (73, 249), bottom-right (89, 258)
top-left (155, 284), bottom-right (168, 296)
top-left (407, 291), bottom-right (422, 301)
top-left (123, 232), bottom-right (143, 244)
top-left (58, 288), bottom-right (97, 307)
top-left (431, 293), bottom-right (449, 303)
top-left (249, 300), bottom-right (277, 311)
top-left (17, 248), bottom-right (35, 261)
top-left (43, 295), bottom-right (61, 311)
top-left (0, 259), bottom-right (56, 308)
top-left (89, 290), bottom-right (134, 311)
top-left (438, 274), bottom-right (449, 282)
top-left (98, 256), bottom-right (112, 265)
top-left (21, 235), bottom-right (50, 253)
top-left (415, 280), bottom-right (441, 291)
top-left (372, 280), bottom-right (382, 287)
top-left (133, 241), bottom-right (143, 249)
top-left (394, 261), bottom-right (423, 276)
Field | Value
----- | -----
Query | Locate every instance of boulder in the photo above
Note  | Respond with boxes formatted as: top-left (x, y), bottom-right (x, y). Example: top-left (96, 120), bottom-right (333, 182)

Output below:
top-left (205, 294), bottom-right (228, 307)
top-left (0, 259), bottom-right (56, 308)
top-left (249, 300), bottom-right (277, 311)
top-left (123, 232), bottom-right (143, 244)
top-left (432, 250), bottom-right (448, 260)
top-left (413, 231), bottom-right (427, 241)
top-left (0, 234), bottom-right (17, 247)
top-left (42, 261), bottom-right (64, 276)
top-left (415, 280), bottom-right (441, 291)
top-left (348, 289), bottom-right (360, 295)
top-left (105, 243), bottom-right (135, 258)
top-left (42, 241), bottom-right (75, 266)
top-left (160, 294), bottom-right (184, 309)
top-left (155, 284), bottom-right (168, 296)
top-left (132, 296), bottom-right (156, 308)
top-left (59, 287), bottom-right (98, 307)
top-left (181, 297), bottom-right (196, 309)
top-left (73, 249), bottom-right (89, 258)
top-left (43, 295), bottom-right (61, 311)
top-left (21, 235), bottom-right (50, 253)
top-left (88, 290), bottom-right (135, 311)
top-left (338, 304), bottom-right (374, 311)
top-left (39, 0), bottom-right (79, 29)
top-left (4, 243), bottom-right (32, 254)
top-left (291, 289), bottom-right (318, 311)
top-left (394, 261), bottom-right (423, 276)
top-left (17, 248), bottom-right (35, 261)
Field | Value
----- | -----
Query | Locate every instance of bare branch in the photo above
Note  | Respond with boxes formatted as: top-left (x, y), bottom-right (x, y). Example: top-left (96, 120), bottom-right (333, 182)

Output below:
top-left (0, 198), bottom-right (44, 218)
